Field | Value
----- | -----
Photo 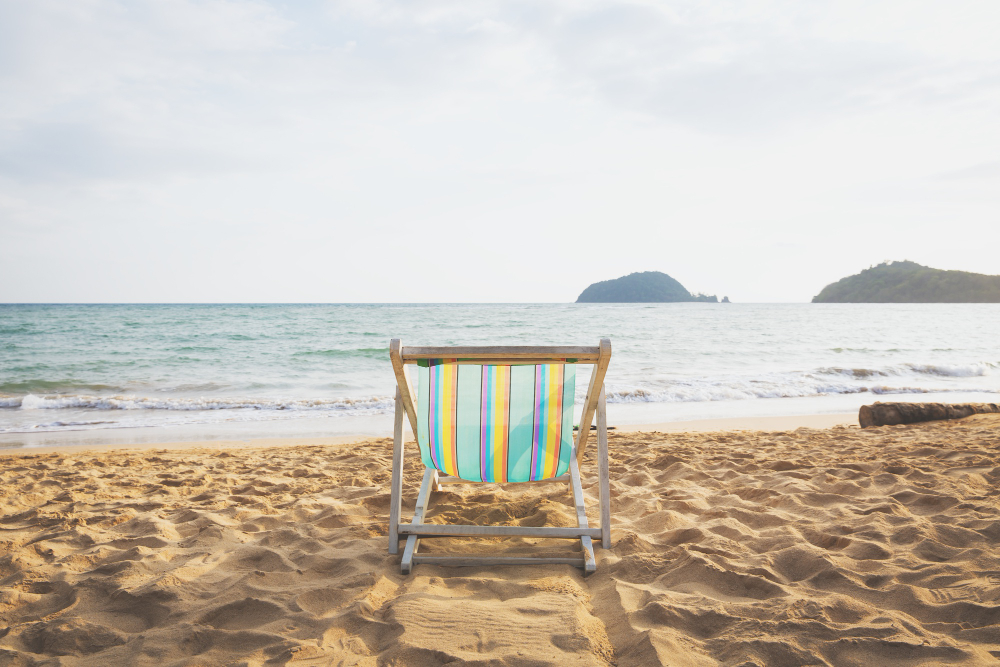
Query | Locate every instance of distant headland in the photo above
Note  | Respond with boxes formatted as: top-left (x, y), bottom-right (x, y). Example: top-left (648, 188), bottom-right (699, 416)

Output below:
top-left (813, 261), bottom-right (1000, 303)
top-left (576, 271), bottom-right (721, 303)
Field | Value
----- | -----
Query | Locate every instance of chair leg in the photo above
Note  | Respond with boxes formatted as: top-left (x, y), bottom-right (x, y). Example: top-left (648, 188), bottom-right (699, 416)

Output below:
top-left (569, 454), bottom-right (597, 574)
top-left (400, 536), bottom-right (417, 574)
top-left (388, 389), bottom-right (405, 555)
top-left (597, 385), bottom-right (611, 549)
top-left (401, 467), bottom-right (435, 574)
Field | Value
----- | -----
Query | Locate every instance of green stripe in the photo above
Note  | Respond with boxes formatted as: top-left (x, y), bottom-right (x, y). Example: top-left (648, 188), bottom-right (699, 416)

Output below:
top-left (506, 364), bottom-right (535, 483)
top-left (557, 365), bottom-right (576, 477)
top-left (455, 365), bottom-right (483, 481)
top-left (416, 365), bottom-right (432, 469)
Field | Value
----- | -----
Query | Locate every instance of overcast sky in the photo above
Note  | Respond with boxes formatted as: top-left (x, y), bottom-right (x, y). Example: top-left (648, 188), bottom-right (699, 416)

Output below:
top-left (1, 0), bottom-right (998, 303)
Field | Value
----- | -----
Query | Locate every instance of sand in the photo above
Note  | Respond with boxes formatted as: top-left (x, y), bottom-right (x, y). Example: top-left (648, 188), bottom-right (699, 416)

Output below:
top-left (617, 413), bottom-right (857, 434)
top-left (1, 414), bottom-right (998, 666)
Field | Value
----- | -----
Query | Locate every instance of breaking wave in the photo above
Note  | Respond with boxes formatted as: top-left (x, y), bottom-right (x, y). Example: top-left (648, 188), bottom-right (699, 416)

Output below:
top-left (292, 348), bottom-right (388, 359)
top-left (5, 394), bottom-right (394, 413)
top-left (903, 362), bottom-right (995, 377)
top-left (816, 362), bottom-right (995, 379)
top-left (604, 361), bottom-right (998, 404)
top-left (604, 382), bottom-right (957, 404)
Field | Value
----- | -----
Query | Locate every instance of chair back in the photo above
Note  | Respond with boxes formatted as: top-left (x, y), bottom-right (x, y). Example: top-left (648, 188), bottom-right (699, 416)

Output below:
top-left (390, 340), bottom-right (612, 482)
top-left (415, 361), bottom-right (576, 482)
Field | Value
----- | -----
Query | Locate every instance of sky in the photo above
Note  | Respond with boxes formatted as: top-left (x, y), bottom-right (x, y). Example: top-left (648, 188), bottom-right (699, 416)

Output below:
top-left (1, 0), bottom-right (999, 303)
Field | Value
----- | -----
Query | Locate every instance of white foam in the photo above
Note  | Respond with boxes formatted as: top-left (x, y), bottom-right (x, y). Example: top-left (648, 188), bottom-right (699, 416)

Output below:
top-left (904, 362), bottom-right (995, 377)
top-left (817, 361), bottom-right (996, 379)
top-left (603, 373), bottom-right (980, 405)
top-left (14, 393), bottom-right (394, 413)
top-left (32, 420), bottom-right (118, 428)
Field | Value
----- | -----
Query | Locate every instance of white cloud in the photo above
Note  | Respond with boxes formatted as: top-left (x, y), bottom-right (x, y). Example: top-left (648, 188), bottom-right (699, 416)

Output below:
top-left (1, 0), bottom-right (999, 302)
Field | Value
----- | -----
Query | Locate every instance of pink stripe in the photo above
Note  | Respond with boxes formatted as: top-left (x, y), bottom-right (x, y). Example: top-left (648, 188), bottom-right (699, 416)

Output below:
top-left (428, 365), bottom-right (438, 468)
top-left (530, 365), bottom-right (542, 480)
top-left (481, 366), bottom-right (489, 482)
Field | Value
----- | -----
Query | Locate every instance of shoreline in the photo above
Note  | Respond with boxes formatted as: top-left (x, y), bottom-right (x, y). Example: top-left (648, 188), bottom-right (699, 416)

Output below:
top-left (0, 412), bottom-right (858, 456)
top-left (7, 390), bottom-right (999, 453)
top-left (616, 411), bottom-right (856, 433)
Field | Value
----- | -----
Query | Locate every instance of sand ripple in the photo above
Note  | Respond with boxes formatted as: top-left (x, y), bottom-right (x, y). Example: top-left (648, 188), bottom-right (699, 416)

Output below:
top-left (1, 415), bottom-right (999, 665)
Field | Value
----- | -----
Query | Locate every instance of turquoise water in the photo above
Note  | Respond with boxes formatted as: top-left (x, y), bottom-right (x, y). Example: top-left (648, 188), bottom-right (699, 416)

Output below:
top-left (1, 303), bottom-right (998, 447)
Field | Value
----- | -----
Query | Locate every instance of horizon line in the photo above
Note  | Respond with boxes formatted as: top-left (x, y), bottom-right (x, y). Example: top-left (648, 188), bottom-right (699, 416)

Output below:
top-left (0, 301), bottom-right (818, 306)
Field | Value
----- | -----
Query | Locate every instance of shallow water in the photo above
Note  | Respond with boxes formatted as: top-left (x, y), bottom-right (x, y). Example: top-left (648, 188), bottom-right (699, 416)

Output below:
top-left (1, 303), bottom-right (998, 447)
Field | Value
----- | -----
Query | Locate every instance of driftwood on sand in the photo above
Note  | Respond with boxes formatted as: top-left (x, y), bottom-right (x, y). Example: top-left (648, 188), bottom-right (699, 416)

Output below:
top-left (859, 401), bottom-right (1000, 428)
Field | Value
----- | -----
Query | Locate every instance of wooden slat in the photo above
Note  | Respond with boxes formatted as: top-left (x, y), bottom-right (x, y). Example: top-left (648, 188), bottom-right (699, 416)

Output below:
top-left (568, 456), bottom-right (589, 531)
top-left (581, 539), bottom-right (595, 572)
top-left (597, 386), bottom-right (611, 549)
top-left (401, 467), bottom-right (434, 574)
top-left (401, 358), bottom-right (596, 366)
top-left (411, 555), bottom-right (586, 567)
top-left (400, 536), bottom-right (417, 574)
top-left (401, 345), bottom-right (599, 362)
top-left (401, 540), bottom-right (417, 574)
top-left (569, 453), bottom-right (597, 573)
top-left (413, 471), bottom-right (433, 524)
top-left (398, 524), bottom-right (602, 539)
top-left (389, 339), bottom-right (419, 437)
top-left (576, 338), bottom-right (612, 463)
top-left (388, 388), bottom-right (405, 555)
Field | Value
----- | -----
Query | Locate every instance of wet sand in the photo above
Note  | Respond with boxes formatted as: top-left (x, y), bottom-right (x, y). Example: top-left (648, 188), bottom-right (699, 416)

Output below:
top-left (1, 414), bottom-right (998, 665)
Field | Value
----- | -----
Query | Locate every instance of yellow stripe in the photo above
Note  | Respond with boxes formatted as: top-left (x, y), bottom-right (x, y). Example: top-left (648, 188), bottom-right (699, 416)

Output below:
top-left (451, 366), bottom-right (460, 476)
top-left (441, 367), bottom-right (454, 475)
top-left (493, 367), bottom-right (508, 482)
top-left (544, 366), bottom-right (562, 478)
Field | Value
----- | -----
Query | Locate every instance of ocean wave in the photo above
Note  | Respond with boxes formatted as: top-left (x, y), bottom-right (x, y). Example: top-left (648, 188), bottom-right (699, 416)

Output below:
top-left (292, 348), bottom-right (388, 358)
top-left (816, 368), bottom-right (890, 379)
top-left (603, 379), bottom-right (975, 404)
top-left (9, 394), bottom-right (394, 413)
top-left (816, 361), bottom-right (996, 379)
top-left (903, 362), bottom-right (995, 377)
top-left (31, 420), bottom-right (119, 429)
top-left (0, 380), bottom-right (124, 394)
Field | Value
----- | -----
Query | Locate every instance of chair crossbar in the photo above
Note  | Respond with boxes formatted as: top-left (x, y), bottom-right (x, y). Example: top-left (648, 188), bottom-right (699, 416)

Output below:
top-left (412, 555), bottom-right (586, 567)
top-left (398, 525), bottom-right (602, 539)
top-left (400, 345), bottom-right (600, 362)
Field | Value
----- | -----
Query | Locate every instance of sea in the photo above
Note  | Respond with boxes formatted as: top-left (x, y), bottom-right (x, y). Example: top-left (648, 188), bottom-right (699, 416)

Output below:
top-left (1, 303), bottom-right (998, 449)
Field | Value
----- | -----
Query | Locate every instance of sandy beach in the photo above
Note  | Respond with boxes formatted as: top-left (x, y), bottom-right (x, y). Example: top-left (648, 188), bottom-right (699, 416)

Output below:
top-left (1, 414), bottom-right (999, 665)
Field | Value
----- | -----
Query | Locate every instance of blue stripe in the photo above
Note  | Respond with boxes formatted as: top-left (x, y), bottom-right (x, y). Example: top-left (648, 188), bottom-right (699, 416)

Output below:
top-left (533, 365), bottom-right (545, 480)
top-left (484, 366), bottom-right (493, 481)
top-left (433, 365), bottom-right (442, 467)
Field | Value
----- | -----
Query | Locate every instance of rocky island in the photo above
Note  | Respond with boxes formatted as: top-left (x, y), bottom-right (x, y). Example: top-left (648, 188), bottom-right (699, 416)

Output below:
top-left (576, 271), bottom-right (719, 303)
top-left (813, 261), bottom-right (1000, 303)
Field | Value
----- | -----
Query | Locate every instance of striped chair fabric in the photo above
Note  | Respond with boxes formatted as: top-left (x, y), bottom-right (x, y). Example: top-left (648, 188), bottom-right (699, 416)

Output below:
top-left (416, 361), bottom-right (576, 483)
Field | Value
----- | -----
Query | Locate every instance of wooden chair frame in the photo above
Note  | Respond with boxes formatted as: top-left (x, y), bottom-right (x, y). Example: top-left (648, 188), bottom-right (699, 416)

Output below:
top-left (387, 339), bottom-right (612, 574)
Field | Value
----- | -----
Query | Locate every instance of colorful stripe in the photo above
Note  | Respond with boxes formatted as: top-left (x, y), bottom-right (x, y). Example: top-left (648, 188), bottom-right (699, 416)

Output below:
top-left (479, 365), bottom-right (510, 482)
top-left (530, 364), bottom-right (564, 481)
top-left (427, 363), bottom-right (460, 476)
top-left (417, 363), bottom-right (574, 483)
top-left (545, 365), bottom-right (564, 478)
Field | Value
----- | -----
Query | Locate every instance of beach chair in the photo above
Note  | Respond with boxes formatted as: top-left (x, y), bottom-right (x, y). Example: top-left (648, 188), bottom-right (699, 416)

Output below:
top-left (388, 339), bottom-right (612, 574)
